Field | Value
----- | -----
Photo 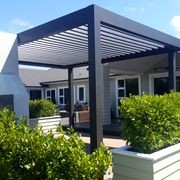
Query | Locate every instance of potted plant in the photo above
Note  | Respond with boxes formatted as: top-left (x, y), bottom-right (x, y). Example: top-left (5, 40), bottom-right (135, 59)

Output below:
top-left (29, 99), bottom-right (60, 133)
top-left (112, 92), bottom-right (180, 180)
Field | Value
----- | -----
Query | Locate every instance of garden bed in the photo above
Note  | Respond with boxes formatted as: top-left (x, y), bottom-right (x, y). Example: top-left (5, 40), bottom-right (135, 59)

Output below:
top-left (112, 143), bottom-right (180, 180)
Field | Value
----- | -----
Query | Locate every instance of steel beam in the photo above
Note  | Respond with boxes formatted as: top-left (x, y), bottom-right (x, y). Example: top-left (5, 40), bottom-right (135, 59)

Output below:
top-left (88, 6), bottom-right (103, 153)
top-left (102, 47), bottom-right (171, 64)
top-left (168, 51), bottom-right (176, 91)
top-left (18, 61), bottom-right (67, 69)
top-left (18, 6), bottom-right (90, 45)
top-left (68, 67), bottom-right (74, 128)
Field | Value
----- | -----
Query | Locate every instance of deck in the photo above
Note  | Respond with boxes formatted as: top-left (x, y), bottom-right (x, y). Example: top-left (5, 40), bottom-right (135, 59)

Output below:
top-left (62, 118), bottom-right (122, 136)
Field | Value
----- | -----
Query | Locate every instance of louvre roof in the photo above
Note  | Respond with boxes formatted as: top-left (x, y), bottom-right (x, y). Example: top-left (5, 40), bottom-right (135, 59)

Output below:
top-left (17, 4), bottom-right (180, 152)
top-left (17, 5), bottom-right (180, 69)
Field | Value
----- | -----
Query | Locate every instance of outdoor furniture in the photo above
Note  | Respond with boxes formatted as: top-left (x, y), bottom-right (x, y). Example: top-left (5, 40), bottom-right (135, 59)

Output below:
top-left (74, 104), bottom-right (89, 122)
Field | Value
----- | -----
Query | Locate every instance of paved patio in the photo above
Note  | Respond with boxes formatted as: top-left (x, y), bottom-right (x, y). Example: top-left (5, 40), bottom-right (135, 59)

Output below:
top-left (80, 133), bottom-right (126, 148)
top-left (77, 133), bottom-right (126, 153)
top-left (61, 117), bottom-right (126, 152)
top-left (61, 118), bottom-right (125, 152)
top-left (62, 119), bottom-right (122, 136)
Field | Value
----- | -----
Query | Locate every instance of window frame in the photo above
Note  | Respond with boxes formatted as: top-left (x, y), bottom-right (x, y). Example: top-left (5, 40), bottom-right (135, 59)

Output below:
top-left (29, 89), bottom-right (43, 100)
top-left (77, 85), bottom-right (86, 103)
top-left (149, 71), bottom-right (180, 94)
top-left (115, 75), bottom-right (141, 117)
top-left (45, 88), bottom-right (56, 102)
top-left (58, 86), bottom-right (68, 105)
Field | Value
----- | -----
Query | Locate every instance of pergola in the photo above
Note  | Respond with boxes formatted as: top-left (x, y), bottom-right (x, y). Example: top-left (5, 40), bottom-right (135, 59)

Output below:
top-left (17, 4), bottom-right (180, 152)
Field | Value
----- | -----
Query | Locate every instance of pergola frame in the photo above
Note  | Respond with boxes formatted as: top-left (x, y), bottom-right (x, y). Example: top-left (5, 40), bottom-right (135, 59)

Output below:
top-left (17, 4), bottom-right (180, 152)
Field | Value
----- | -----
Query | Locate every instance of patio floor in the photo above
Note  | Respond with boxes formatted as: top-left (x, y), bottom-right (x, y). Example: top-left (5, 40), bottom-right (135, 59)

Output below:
top-left (61, 118), bottom-right (124, 153)
top-left (79, 132), bottom-right (126, 153)
top-left (62, 119), bottom-right (122, 136)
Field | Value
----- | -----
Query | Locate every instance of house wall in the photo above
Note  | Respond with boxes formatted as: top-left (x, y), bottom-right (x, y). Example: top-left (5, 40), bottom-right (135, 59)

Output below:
top-left (44, 65), bottom-right (111, 124)
top-left (110, 78), bottom-right (116, 119)
top-left (47, 80), bottom-right (89, 105)
top-left (29, 68), bottom-right (180, 120)
top-left (26, 53), bottom-right (180, 120)
top-left (141, 74), bottom-right (149, 94)
top-left (102, 65), bottom-right (111, 125)
top-left (42, 74), bottom-right (152, 119)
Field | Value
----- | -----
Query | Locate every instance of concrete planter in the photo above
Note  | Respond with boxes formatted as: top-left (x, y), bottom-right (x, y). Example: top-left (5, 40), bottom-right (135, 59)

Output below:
top-left (29, 116), bottom-right (61, 134)
top-left (112, 143), bottom-right (180, 180)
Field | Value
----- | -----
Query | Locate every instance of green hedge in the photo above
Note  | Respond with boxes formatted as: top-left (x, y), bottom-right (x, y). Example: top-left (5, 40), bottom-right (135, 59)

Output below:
top-left (120, 92), bottom-right (180, 153)
top-left (0, 108), bottom-right (112, 179)
top-left (29, 99), bottom-right (57, 118)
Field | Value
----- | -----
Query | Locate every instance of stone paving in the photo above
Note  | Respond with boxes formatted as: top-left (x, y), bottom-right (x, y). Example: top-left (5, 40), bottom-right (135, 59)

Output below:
top-left (79, 133), bottom-right (126, 149)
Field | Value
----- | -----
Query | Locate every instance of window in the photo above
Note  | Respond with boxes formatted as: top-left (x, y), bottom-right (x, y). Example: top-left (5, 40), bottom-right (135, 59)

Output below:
top-left (77, 85), bottom-right (86, 103)
top-left (117, 80), bottom-right (125, 98)
top-left (117, 78), bottom-right (139, 99)
top-left (58, 87), bottom-right (68, 105)
top-left (0, 94), bottom-right (14, 111)
top-left (154, 77), bottom-right (168, 95)
top-left (46, 89), bottom-right (56, 104)
top-left (126, 78), bottom-right (139, 97)
top-left (153, 75), bottom-right (180, 95)
top-left (29, 90), bottom-right (42, 100)
top-left (176, 76), bottom-right (180, 92)
top-left (117, 78), bottom-right (139, 116)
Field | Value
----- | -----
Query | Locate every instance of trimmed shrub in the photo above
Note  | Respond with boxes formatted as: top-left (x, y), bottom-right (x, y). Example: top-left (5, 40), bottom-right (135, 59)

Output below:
top-left (29, 99), bottom-right (57, 118)
top-left (120, 92), bottom-right (180, 153)
top-left (0, 108), bottom-right (112, 179)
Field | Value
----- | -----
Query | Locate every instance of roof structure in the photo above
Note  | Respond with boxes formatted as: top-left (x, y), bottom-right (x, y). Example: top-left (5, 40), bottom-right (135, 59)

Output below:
top-left (17, 4), bottom-right (180, 152)
top-left (17, 5), bottom-right (180, 69)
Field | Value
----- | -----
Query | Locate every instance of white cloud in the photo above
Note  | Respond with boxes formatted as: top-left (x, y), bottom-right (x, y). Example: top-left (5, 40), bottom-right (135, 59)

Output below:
top-left (9, 18), bottom-right (33, 33)
top-left (124, 6), bottom-right (145, 13)
top-left (140, 7), bottom-right (145, 12)
top-left (11, 18), bottom-right (33, 28)
top-left (171, 16), bottom-right (180, 31)
top-left (124, 7), bottom-right (136, 12)
top-left (149, 1), bottom-right (155, 6)
top-left (170, 16), bottom-right (180, 39)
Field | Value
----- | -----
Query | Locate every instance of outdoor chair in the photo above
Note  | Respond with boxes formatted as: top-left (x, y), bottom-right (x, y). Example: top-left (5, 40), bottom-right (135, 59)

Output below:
top-left (74, 104), bottom-right (89, 122)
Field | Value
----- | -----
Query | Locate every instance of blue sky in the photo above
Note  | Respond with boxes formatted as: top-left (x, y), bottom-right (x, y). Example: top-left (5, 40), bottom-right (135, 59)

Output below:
top-left (0, 0), bottom-right (180, 38)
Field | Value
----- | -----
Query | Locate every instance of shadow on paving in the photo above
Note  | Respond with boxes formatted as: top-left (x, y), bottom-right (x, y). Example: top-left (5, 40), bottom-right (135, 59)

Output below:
top-left (62, 119), bottom-right (122, 137)
top-left (61, 119), bottom-right (125, 153)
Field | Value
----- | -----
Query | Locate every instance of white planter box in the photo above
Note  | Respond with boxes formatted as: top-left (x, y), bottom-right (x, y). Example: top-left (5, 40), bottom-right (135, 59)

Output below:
top-left (112, 143), bottom-right (180, 180)
top-left (29, 116), bottom-right (61, 134)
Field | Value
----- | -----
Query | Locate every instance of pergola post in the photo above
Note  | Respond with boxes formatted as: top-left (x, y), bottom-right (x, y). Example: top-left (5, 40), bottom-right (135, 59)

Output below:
top-left (88, 7), bottom-right (103, 153)
top-left (168, 51), bottom-right (176, 92)
top-left (68, 66), bottom-right (74, 128)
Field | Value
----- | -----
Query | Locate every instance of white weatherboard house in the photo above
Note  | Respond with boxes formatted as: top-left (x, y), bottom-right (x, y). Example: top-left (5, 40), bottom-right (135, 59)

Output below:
top-left (19, 52), bottom-right (180, 123)
top-left (0, 32), bottom-right (29, 117)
